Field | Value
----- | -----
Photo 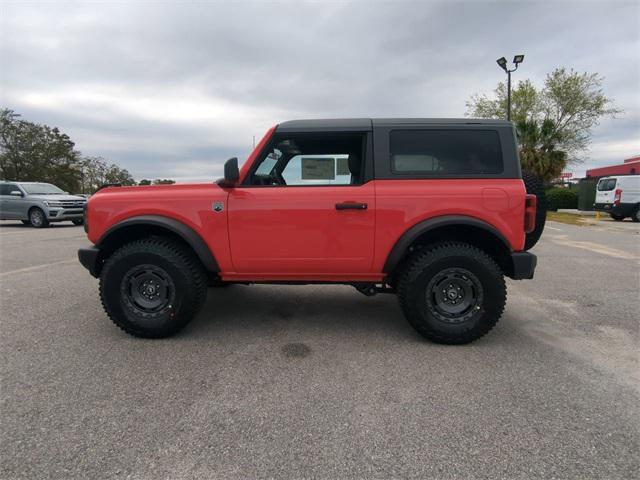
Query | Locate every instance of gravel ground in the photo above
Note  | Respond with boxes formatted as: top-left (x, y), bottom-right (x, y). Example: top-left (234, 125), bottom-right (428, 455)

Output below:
top-left (1, 219), bottom-right (638, 479)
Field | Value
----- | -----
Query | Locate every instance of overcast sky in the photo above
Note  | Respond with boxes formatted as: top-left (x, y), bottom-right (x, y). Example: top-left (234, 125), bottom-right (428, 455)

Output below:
top-left (1, 0), bottom-right (639, 181)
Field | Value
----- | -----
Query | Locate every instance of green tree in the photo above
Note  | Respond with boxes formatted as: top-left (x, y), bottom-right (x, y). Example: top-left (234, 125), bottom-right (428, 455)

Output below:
top-left (138, 179), bottom-right (152, 186)
top-left (466, 68), bottom-right (620, 179)
top-left (80, 156), bottom-right (135, 193)
top-left (517, 119), bottom-right (568, 180)
top-left (152, 179), bottom-right (175, 185)
top-left (1, 108), bottom-right (82, 192)
top-left (1, 109), bottom-right (135, 193)
top-left (468, 79), bottom-right (543, 124)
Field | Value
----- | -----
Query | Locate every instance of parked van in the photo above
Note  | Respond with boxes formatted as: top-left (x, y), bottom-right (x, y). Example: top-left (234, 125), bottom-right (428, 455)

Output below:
top-left (594, 175), bottom-right (640, 221)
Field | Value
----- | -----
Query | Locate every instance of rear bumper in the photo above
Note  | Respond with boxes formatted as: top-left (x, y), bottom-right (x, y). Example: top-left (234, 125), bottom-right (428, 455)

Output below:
top-left (593, 203), bottom-right (636, 217)
top-left (78, 246), bottom-right (100, 277)
top-left (509, 252), bottom-right (537, 280)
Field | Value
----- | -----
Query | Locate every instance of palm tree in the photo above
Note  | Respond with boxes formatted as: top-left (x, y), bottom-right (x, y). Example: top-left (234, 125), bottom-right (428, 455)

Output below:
top-left (516, 119), bottom-right (568, 181)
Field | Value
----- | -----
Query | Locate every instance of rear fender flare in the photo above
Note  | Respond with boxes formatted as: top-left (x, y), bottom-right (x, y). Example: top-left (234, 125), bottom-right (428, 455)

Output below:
top-left (383, 215), bottom-right (512, 273)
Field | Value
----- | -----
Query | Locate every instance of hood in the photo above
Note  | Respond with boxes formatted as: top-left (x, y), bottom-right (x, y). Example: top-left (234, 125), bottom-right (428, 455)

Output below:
top-left (27, 193), bottom-right (87, 202)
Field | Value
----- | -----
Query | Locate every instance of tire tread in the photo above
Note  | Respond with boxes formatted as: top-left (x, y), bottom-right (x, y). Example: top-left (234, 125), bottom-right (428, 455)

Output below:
top-left (397, 242), bottom-right (506, 344)
top-left (99, 237), bottom-right (207, 338)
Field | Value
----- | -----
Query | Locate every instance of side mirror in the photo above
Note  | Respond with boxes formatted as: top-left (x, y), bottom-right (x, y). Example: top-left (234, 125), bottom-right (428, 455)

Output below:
top-left (222, 157), bottom-right (240, 186)
top-left (10, 191), bottom-right (23, 197)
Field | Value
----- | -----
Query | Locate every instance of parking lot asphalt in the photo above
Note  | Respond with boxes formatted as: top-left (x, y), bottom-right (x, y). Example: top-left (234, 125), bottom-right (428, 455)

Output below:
top-left (1, 219), bottom-right (639, 479)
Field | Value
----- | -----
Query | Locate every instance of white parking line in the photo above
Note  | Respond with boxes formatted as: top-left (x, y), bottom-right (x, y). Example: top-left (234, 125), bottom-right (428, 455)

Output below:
top-left (0, 259), bottom-right (77, 277)
top-left (547, 235), bottom-right (637, 260)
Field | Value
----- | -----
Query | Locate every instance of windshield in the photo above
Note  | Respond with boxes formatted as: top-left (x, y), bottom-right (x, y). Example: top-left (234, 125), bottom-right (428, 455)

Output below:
top-left (21, 183), bottom-right (66, 195)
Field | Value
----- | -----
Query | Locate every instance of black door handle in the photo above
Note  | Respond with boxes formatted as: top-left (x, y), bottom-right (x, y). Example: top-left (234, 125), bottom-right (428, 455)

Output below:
top-left (335, 202), bottom-right (368, 210)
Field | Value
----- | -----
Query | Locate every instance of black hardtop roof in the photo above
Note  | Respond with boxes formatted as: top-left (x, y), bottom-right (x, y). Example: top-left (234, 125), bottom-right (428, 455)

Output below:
top-left (276, 118), bottom-right (511, 132)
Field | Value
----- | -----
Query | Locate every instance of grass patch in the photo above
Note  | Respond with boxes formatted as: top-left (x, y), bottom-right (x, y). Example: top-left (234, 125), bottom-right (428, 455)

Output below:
top-left (546, 211), bottom-right (590, 226)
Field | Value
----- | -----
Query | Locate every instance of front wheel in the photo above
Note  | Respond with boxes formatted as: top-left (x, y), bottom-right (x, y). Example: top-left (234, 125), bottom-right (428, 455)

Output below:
top-left (72, 218), bottom-right (84, 226)
top-left (29, 208), bottom-right (49, 228)
top-left (397, 242), bottom-right (506, 344)
top-left (99, 238), bottom-right (208, 338)
top-left (610, 213), bottom-right (625, 221)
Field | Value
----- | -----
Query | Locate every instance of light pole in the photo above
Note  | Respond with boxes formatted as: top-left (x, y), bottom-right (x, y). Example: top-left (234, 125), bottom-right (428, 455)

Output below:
top-left (496, 55), bottom-right (524, 121)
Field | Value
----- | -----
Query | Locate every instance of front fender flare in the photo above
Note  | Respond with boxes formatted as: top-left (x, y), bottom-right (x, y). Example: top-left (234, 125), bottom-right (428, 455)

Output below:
top-left (98, 215), bottom-right (219, 272)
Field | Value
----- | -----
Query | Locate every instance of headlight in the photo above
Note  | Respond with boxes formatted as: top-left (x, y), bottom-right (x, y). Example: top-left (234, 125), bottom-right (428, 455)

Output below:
top-left (43, 201), bottom-right (63, 207)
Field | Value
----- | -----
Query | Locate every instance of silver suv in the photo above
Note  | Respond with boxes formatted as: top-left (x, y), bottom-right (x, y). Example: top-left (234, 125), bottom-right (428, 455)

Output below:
top-left (0, 181), bottom-right (87, 228)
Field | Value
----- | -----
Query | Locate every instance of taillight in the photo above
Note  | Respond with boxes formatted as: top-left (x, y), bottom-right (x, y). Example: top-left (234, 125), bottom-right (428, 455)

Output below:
top-left (524, 194), bottom-right (537, 234)
top-left (613, 188), bottom-right (622, 206)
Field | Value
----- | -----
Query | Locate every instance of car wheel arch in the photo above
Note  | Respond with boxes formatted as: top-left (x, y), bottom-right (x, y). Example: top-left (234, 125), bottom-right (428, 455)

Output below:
top-left (97, 215), bottom-right (219, 275)
top-left (383, 215), bottom-right (513, 276)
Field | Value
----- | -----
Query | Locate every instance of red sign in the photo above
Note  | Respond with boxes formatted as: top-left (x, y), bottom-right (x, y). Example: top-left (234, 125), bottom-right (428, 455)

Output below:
top-left (560, 172), bottom-right (573, 179)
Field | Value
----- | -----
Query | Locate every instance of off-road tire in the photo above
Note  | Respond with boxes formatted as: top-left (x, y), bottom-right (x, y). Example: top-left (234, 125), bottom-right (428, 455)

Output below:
top-left (522, 170), bottom-right (546, 250)
top-left (72, 218), bottom-right (84, 226)
top-left (397, 242), bottom-right (506, 344)
top-left (610, 213), bottom-right (625, 221)
top-left (99, 238), bottom-right (208, 338)
top-left (29, 207), bottom-right (49, 228)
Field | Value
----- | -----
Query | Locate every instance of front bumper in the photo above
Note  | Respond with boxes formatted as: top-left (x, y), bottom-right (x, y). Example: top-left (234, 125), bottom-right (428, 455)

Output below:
top-left (78, 246), bottom-right (101, 277)
top-left (509, 252), bottom-right (537, 280)
top-left (47, 207), bottom-right (84, 221)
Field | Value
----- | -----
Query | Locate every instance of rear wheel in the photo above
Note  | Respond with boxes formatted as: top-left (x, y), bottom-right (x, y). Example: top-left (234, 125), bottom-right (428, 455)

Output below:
top-left (610, 213), bottom-right (625, 221)
top-left (99, 238), bottom-right (208, 338)
top-left (522, 170), bottom-right (546, 250)
top-left (397, 242), bottom-right (506, 344)
top-left (633, 207), bottom-right (640, 223)
top-left (29, 208), bottom-right (49, 228)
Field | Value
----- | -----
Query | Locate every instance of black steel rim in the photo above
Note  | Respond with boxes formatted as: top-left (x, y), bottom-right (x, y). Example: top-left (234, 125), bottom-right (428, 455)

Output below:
top-left (121, 264), bottom-right (175, 316)
top-left (426, 267), bottom-right (483, 324)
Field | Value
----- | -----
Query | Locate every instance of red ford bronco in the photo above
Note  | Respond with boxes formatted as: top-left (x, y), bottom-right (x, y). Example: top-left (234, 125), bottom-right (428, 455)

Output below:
top-left (79, 119), bottom-right (542, 344)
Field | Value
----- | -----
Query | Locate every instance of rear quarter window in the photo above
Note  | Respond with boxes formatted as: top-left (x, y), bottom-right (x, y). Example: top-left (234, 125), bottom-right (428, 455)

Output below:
top-left (390, 129), bottom-right (503, 175)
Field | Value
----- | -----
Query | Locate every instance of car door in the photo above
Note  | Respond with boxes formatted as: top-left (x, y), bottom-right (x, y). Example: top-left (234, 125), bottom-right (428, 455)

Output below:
top-left (227, 132), bottom-right (375, 276)
top-left (0, 184), bottom-right (22, 219)
top-left (596, 178), bottom-right (616, 205)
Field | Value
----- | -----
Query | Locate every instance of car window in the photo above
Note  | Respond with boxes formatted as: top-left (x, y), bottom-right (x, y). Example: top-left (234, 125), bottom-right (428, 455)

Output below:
top-left (282, 155), bottom-right (351, 186)
top-left (597, 178), bottom-right (617, 191)
top-left (247, 133), bottom-right (364, 186)
top-left (20, 183), bottom-right (65, 194)
top-left (255, 150), bottom-right (281, 177)
top-left (390, 129), bottom-right (503, 175)
top-left (0, 184), bottom-right (21, 195)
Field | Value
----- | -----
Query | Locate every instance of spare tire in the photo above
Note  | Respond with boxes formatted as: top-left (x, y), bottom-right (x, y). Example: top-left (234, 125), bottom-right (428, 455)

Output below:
top-left (522, 170), bottom-right (547, 250)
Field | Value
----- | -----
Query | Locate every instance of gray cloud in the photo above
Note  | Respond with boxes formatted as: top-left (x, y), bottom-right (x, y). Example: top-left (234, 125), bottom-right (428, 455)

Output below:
top-left (1, 0), bottom-right (638, 181)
